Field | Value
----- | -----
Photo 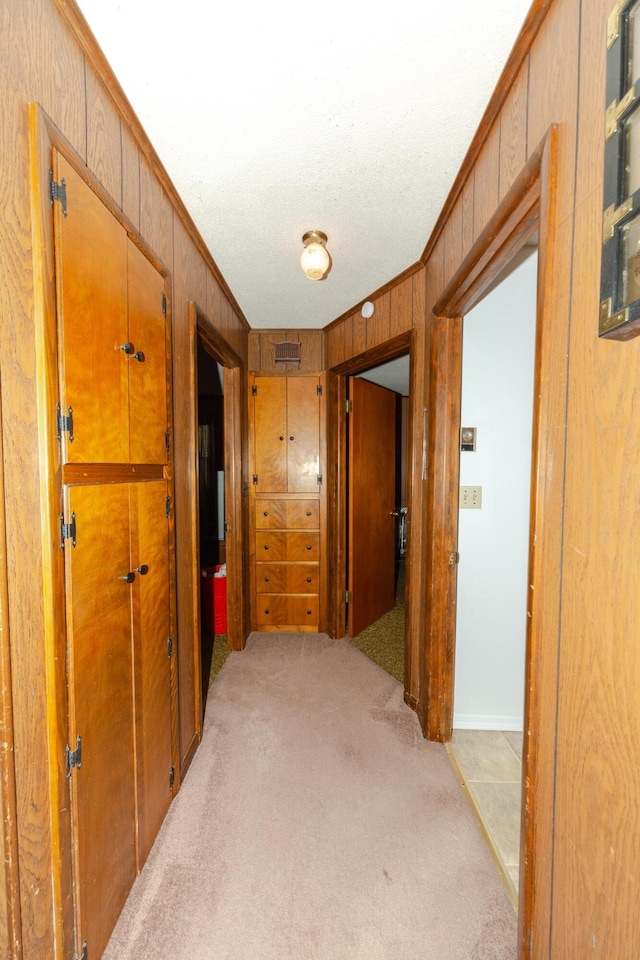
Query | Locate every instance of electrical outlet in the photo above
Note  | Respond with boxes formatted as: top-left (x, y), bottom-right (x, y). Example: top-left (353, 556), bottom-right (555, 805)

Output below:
top-left (459, 485), bottom-right (482, 509)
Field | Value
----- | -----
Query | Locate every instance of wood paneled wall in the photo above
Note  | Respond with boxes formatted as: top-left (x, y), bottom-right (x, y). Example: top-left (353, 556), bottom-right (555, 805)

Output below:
top-left (248, 329), bottom-right (324, 372)
top-left (415, 0), bottom-right (639, 956)
top-left (322, 267), bottom-right (425, 706)
top-left (0, 1), bottom-right (248, 957)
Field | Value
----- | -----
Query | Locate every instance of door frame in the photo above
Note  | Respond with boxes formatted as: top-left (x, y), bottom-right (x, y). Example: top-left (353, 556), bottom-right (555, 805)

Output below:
top-left (424, 126), bottom-right (563, 959)
top-left (326, 329), bottom-right (414, 654)
top-left (188, 303), bottom-right (247, 724)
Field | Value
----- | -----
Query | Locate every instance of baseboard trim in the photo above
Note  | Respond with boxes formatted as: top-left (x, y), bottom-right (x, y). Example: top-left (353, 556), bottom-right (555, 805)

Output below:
top-left (453, 714), bottom-right (522, 732)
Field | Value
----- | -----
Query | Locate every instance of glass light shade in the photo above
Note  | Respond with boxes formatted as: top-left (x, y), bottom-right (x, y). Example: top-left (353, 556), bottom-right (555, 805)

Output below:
top-left (301, 231), bottom-right (331, 280)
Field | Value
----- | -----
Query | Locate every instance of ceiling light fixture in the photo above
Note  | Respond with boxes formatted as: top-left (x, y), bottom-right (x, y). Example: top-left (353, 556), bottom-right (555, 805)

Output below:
top-left (300, 230), bottom-right (331, 280)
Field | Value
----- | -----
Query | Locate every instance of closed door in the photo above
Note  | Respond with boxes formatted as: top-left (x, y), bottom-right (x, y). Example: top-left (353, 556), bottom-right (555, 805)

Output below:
top-left (251, 376), bottom-right (321, 493)
top-left (130, 480), bottom-right (173, 866)
top-left (348, 377), bottom-right (397, 636)
top-left (64, 482), bottom-right (136, 958)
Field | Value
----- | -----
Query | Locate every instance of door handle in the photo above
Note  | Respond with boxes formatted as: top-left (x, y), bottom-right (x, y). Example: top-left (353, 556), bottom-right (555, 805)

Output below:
top-left (136, 564), bottom-right (149, 576)
top-left (119, 571), bottom-right (136, 583)
top-left (389, 510), bottom-right (400, 517)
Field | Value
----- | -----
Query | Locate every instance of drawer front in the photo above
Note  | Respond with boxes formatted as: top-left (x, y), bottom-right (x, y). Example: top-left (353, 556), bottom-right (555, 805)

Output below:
top-left (255, 563), bottom-right (319, 594)
top-left (256, 531), bottom-right (319, 561)
top-left (255, 499), bottom-right (319, 529)
top-left (256, 596), bottom-right (319, 626)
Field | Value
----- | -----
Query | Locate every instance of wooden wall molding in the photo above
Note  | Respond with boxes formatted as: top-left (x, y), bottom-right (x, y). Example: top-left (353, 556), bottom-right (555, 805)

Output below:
top-left (323, 262), bottom-right (423, 333)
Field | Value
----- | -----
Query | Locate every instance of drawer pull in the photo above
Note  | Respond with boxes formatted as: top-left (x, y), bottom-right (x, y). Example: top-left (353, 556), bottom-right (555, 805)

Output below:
top-left (264, 545), bottom-right (269, 550)
top-left (307, 610), bottom-right (312, 615)
top-left (265, 609), bottom-right (270, 615)
top-left (263, 511), bottom-right (269, 517)
top-left (290, 436), bottom-right (295, 441)
top-left (279, 436), bottom-right (285, 441)
top-left (264, 577), bottom-right (270, 582)
top-left (306, 511), bottom-right (311, 516)
top-left (306, 545), bottom-right (312, 551)
top-left (306, 577), bottom-right (312, 583)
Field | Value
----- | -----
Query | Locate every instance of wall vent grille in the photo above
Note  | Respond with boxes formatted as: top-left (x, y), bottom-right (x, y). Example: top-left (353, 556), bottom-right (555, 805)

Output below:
top-left (274, 341), bottom-right (301, 363)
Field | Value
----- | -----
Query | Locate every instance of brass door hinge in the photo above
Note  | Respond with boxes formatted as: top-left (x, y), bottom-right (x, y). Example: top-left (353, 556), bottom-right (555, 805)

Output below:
top-left (448, 552), bottom-right (460, 565)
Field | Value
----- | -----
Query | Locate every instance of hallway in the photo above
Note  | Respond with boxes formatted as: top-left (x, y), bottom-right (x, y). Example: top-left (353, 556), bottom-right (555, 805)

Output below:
top-left (103, 634), bottom-right (515, 960)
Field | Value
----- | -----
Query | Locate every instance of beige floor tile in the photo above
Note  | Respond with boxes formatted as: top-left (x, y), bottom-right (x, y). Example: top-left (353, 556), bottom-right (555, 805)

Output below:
top-left (468, 780), bottom-right (522, 866)
top-left (451, 729), bottom-right (521, 782)
top-left (503, 729), bottom-right (523, 762)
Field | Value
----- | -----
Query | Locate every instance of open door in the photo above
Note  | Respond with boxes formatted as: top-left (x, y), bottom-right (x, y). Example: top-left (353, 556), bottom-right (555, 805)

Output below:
top-left (348, 376), bottom-right (397, 636)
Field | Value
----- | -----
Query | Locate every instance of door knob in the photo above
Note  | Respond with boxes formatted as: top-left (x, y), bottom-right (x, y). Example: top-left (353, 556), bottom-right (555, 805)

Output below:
top-left (120, 342), bottom-right (135, 355)
top-left (133, 350), bottom-right (145, 363)
top-left (136, 564), bottom-right (149, 575)
top-left (119, 571), bottom-right (136, 583)
top-left (390, 510), bottom-right (400, 517)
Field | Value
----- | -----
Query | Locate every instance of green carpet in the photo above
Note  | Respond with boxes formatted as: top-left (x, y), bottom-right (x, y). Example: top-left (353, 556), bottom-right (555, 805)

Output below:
top-left (209, 635), bottom-right (230, 686)
top-left (349, 563), bottom-right (405, 684)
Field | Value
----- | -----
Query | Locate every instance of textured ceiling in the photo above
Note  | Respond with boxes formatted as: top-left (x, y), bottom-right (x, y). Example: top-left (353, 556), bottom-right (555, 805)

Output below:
top-left (75, 0), bottom-right (533, 329)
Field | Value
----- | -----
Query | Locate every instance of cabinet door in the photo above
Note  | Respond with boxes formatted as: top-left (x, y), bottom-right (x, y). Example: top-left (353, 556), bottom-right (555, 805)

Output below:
top-left (286, 378), bottom-right (320, 492)
top-left (253, 377), bottom-right (287, 492)
top-left (131, 480), bottom-right (173, 867)
top-left (127, 243), bottom-right (169, 465)
top-left (64, 483), bottom-right (136, 958)
top-left (54, 152), bottom-right (129, 464)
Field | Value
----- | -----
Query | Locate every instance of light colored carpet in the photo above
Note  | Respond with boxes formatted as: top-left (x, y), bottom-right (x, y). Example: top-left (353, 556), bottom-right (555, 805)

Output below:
top-left (104, 633), bottom-right (516, 960)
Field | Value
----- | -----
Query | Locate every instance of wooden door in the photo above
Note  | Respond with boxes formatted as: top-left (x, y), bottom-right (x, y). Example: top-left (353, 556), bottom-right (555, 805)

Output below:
top-left (64, 482), bottom-right (136, 959)
top-left (348, 377), bottom-right (397, 636)
top-left (252, 377), bottom-right (287, 492)
top-left (53, 152), bottom-right (129, 464)
top-left (287, 377), bottom-right (321, 492)
top-left (127, 242), bottom-right (169, 465)
top-left (131, 480), bottom-right (172, 867)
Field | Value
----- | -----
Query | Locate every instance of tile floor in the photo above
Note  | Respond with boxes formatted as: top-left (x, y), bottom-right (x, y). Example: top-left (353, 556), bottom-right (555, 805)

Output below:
top-left (448, 729), bottom-right (523, 909)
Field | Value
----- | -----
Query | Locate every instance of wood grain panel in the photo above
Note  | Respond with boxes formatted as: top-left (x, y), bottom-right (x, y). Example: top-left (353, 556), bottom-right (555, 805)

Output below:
top-left (121, 125), bottom-right (140, 230)
top-left (473, 124), bottom-right (501, 240)
top-left (461, 175), bottom-right (475, 260)
top-left (256, 500), bottom-right (319, 529)
top-left (342, 314), bottom-right (354, 360)
top-left (139, 159), bottom-right (173, 272)
top-left (499, 62), bottom-right (530, 200)
top-left (255, 563), bottom-right (319, 594)
top-left (286, 377), bottom-right (321, 493)
top-left (248, 332), bottom-right (261, 370)
top-left (527, 0), bottom-right (580, 216)
top-left (252, 376), bottom-right (287, 492)
top-left (352, 311), bottom-right (368, 356)
top-left (551, 2), bottom-right (640, 956)
top-left (390, 277), bottom-right (413, 336)
top-left (130, 480), bottom-right (172, 870)
top-left (325, 323), bottom-right (345, 369)
top-left (368, 291), bottom-right (391, 346)
top-left (255, 531), bottom-right (320, 561)
top-left (37, 0), bottom-right (87, 160)
top-left (443, 204), bottom-right (462, 289)
top-left (86, 70), bottom-right (122, 207)
top-left (299, 330), bottom-right (323, 370)
top-left (256, 595), bottom-right (319, 627)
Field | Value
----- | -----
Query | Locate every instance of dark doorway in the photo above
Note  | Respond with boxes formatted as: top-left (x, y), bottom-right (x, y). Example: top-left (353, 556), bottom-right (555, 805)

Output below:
top-left (197, 338), bottom-right (225, 707)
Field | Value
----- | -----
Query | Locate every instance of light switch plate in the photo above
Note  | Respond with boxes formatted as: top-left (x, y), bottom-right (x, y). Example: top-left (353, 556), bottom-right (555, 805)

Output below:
top-left (460, 485), bottom-right (482, 509)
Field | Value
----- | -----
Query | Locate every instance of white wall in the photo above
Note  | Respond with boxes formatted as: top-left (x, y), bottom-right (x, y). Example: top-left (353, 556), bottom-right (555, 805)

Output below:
top-left (453, 251), bottom-right (538, 730)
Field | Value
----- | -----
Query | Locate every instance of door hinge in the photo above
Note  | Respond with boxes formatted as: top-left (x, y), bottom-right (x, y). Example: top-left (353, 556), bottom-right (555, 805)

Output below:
top-left (317, 474), bottom-right (323, 485)
top-left (448, 551), bottom-right (460, 565)
top-left (66, 736), bottom-right (82, 779)
top-left (161, 290), bottom-right (167, 317)
top-left (251, 384), bottom-right (258, 396)
top-left (224, 521), bottom-right (231, 533)
top-left (169, 765), bottom-right (175, 789)
top-left (345, 399), bottom-right (353, 413)
top-left (60, 512), bottom-right (77, 549)
top-left (56, 404), bottom-right (74, 442)
top-left (317, 384), bottom-right (323, 395)
top-left (342, 590), bottom-right (353, 604)
top-left (49, 169), bottom-right (67, 216)
top-left (167, 635), bottom-right (174, 658)
top-left (73, 941), bottom-right (87, 960)
top-left (252, 475), bottom-right (258, 485)
top-left (165, 496), bottom-right (171, 519)
top-left (164, 428), bottom-right (170, 453)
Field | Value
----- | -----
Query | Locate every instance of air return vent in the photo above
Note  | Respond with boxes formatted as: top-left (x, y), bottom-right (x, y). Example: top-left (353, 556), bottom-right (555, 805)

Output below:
top-left (274, 341), bottom-right (301, 364)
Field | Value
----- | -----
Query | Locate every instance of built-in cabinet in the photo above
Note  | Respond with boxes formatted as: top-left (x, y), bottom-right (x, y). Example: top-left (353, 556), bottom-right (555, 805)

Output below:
top-left (249, 374), bottom-right (325, 631)
top-left (53, 152), bottom-right (175, 959)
